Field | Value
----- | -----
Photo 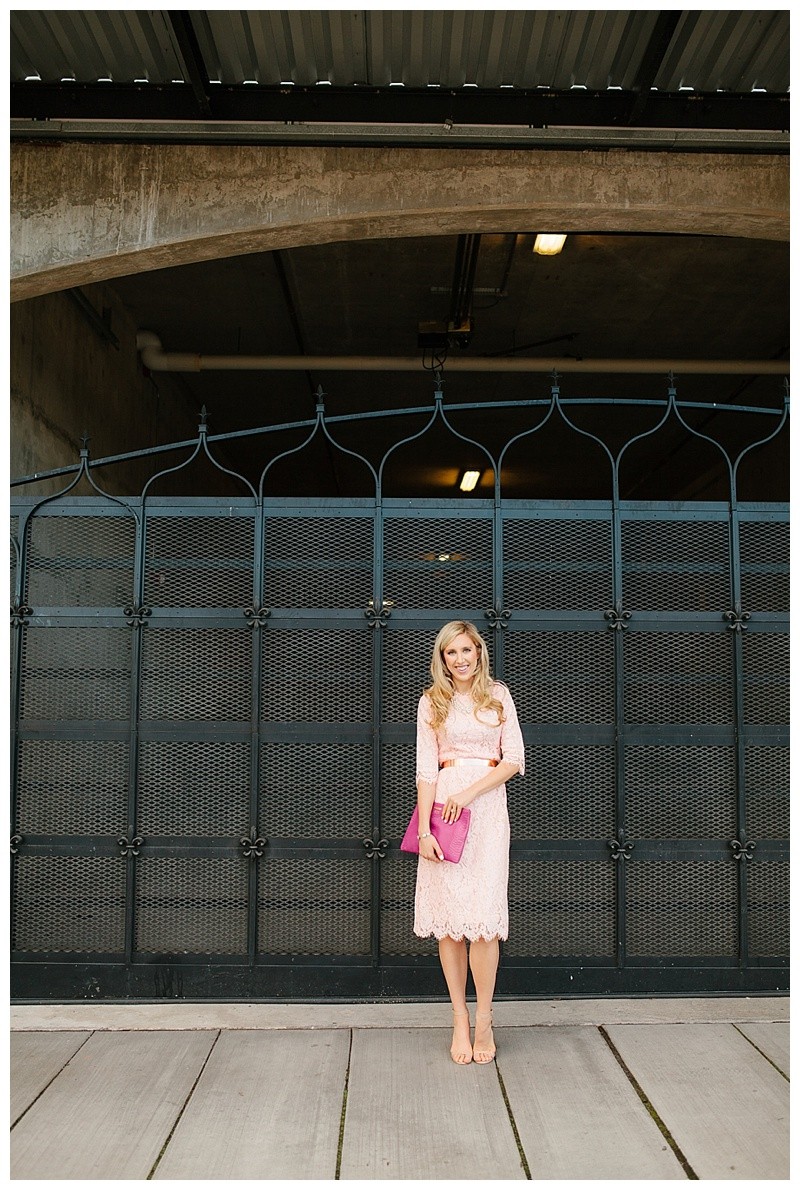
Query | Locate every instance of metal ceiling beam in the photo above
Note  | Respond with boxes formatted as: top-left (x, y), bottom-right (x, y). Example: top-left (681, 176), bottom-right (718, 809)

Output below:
top-left (627, 11), bottom-right (683, 126)
top-left (10, 82), bottom-right (789, 133)
top-left (167, 11), bottom-right (212, 119)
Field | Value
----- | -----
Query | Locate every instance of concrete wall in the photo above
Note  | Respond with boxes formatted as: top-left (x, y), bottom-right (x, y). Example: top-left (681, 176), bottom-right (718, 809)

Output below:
top-left (10, 284), bottom-right (221, 499)
top-left (11, 143), bottom-right (789, 300)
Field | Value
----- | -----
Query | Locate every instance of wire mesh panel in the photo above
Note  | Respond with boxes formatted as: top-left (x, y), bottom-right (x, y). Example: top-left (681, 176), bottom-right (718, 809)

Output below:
top-left (383, 512), bottom-right (493, 609)
top-left (134, 857), bottom-right (248, 954)
top-left (626, 861), bottom-right (738, 956)
top-left (137, 740), bottom-right (250, 837)
top-left (741, 633), bottom-right (789, 725)
top-left (623, 632), bottom-right (734, 724)
top-left (505, 860), bottom-right (615, 957)
top-left (503, 514), bottom-right (612, 610)
top-left (747, 862), bottom-right (789, 957)
top-left (504, 630), bottom-right (614, 724)
top-left (739, 518), bottom-right (789, 612)
top-left (380, 856), bottom-right (437, 956)
top-left (621, 515), bottom-right (730, 610)
top-left (263, 511), bottom-right (373, 608)
top-left (510, 745), bottom-right (615, 839)
top-left (144, 510), bottom-right (255, 608)
top-left (744, 745), bottom-right (788, 839)
top-left (261, 626), bottom-right (373, 721)
top-left (26, 508), bottom-right (137, 608)
top-left (625, 745), bottom-right (737, 839)
top-left (259, 741), bottom-right (372, 838)
top-left (16, 739), bottom-right (128, 836)
top-left (258, 858), bottom-right (372, 955)
top-left (380, 741), bottom-right (417, 840)
top-left (139, 627), bottom-right (252, 721)
top-left (382, 627), bottom-right (481, 722)
top-left (12, 856), bottom-right (126, 953)
top-left (19, 627), bottom-right (132, 721)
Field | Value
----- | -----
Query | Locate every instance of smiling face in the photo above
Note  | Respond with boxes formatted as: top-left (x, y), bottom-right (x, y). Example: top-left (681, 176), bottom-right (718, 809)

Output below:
top-left (442, 631), bottom-right (480, 692)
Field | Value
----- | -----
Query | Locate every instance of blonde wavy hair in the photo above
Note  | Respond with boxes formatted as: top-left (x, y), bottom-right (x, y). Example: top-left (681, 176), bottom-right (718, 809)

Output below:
top-left (424, 620), bottom-right (506, 731)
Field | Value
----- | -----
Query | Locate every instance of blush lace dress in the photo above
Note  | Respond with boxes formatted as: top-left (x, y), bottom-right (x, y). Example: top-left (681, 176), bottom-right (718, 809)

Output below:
top-left (413, 682), bottom-right (525, 941)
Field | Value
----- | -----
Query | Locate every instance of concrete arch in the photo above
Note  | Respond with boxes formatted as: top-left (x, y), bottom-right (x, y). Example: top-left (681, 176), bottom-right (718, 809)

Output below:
top-left (11, 142), bottom-right (789, 301)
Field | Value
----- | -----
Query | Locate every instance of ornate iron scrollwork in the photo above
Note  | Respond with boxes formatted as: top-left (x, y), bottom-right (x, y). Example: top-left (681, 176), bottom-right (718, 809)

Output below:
top-left (723, 606), bottom-right (751, 632)
top-left (11, 834), bottom-right (23, 856)
top-left (363, 832), bottom-right (389, 860)
top-left (604, 602), bottom-right (631, 631)
top-left (10, 599), bottom-right (32, 627)
top-left (608, 838), bottom-right (634, 861)
top-left (118, 835), bottom-right (143, 857)
top-left (244, 606), bottom-right (271, 628)
top-left (730, 839), bottom-right (756, 861)
top-left (364, 599), bottom-right (393, 628)
top-left (484, 607), bottom-right (511, 629)
top-left (240, 826), bottom-right (267, 859)
top-left (124, 604), bottom-right (152, 627)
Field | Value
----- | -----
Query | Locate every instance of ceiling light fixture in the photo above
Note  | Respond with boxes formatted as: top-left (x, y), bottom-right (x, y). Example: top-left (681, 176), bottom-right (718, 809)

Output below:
top-left (459, 470), bottom-right (482, 492)
top-left (533, 234), bottom-right (567, 256)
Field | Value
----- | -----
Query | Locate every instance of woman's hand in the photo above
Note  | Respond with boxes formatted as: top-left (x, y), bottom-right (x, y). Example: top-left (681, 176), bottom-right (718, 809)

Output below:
top-left (419, 834), bottom-right (444, 862)
top-left (441, 788), bottom-right (476, 823)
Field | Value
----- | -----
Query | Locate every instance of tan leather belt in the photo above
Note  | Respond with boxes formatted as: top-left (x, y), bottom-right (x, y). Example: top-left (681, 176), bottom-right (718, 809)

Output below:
top-left (440, 758), bottom-right (499, 768)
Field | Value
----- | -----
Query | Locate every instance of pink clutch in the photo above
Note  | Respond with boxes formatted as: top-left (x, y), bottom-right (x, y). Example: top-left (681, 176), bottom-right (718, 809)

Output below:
top-left (400, 803), bottom-right (471, 863)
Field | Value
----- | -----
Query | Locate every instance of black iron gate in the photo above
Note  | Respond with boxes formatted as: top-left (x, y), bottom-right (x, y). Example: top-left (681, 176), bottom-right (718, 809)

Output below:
top-left (10, 385), bottom-right (789, 999)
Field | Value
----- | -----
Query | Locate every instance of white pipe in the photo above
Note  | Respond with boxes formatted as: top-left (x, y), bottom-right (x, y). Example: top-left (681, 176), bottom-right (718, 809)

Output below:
top-left (136, 331), bottom-right (788, 376)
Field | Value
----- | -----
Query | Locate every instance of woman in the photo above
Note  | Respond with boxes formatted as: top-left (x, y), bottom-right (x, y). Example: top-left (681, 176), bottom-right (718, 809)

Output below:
top-left (413, 620), bottom-right (525, 1065)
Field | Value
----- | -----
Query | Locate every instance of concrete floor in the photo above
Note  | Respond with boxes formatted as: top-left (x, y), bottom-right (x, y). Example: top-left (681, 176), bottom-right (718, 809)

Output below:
top-left (10, 997), bottom-right (789, 1181)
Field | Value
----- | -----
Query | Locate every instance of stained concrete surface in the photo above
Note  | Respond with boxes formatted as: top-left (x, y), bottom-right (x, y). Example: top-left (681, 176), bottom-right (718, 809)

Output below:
top-left (10, 998), bottom-right (789, 1181)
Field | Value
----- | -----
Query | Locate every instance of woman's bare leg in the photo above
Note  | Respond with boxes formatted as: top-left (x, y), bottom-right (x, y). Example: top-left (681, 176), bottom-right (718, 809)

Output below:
top-left (468, 937), bottom-right (499, 1062)
top-left (438, 936), bottom-right (472, 1063)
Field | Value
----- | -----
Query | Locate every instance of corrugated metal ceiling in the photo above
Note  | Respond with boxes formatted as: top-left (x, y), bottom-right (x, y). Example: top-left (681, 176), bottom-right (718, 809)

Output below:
top-left (11, 9), bottom-right (790, 93)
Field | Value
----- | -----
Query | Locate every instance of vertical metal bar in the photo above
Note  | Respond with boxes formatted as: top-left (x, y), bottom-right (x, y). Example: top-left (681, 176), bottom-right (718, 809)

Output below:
top-left (9, 507), bottom-right (33, 935)
top-left (370, 497), bottom-right (384, 968)
top-left (248, 502), bottom-right (264, 967)
top-left (125, 501), bottom-right (147, 965)
top-left (611, 449), bottom-right (627, 972)
top-left (493, 461), bottom-right (505, 676)
top-left (728, 480), bottom-right (749, 971)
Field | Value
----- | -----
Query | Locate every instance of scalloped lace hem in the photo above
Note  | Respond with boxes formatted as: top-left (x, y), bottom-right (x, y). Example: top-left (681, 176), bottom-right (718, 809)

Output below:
top-left (414, 924), bottom-right (508, 942)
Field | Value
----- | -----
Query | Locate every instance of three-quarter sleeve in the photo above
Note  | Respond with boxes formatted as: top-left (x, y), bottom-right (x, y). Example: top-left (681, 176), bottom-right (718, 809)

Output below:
top-left (498, 684), bottom-right (525, 775)
top-left (415, 694), bottom-right (440, 784)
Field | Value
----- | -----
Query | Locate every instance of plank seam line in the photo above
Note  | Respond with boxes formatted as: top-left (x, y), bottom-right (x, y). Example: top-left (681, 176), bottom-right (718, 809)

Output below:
top-left (334, 1028), bottom-right (353, 1180)
top-left (598, 1025), bottom-right (698, 1181)
top-left (10, 1029), bottom-right (96, 1131)
top-left (146, 1027), bottom-right (222, 1180)
top-left (494, 1060), bottom-right (532, 1180)
top-left (732, 1024), bottom-right (789, 1082)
